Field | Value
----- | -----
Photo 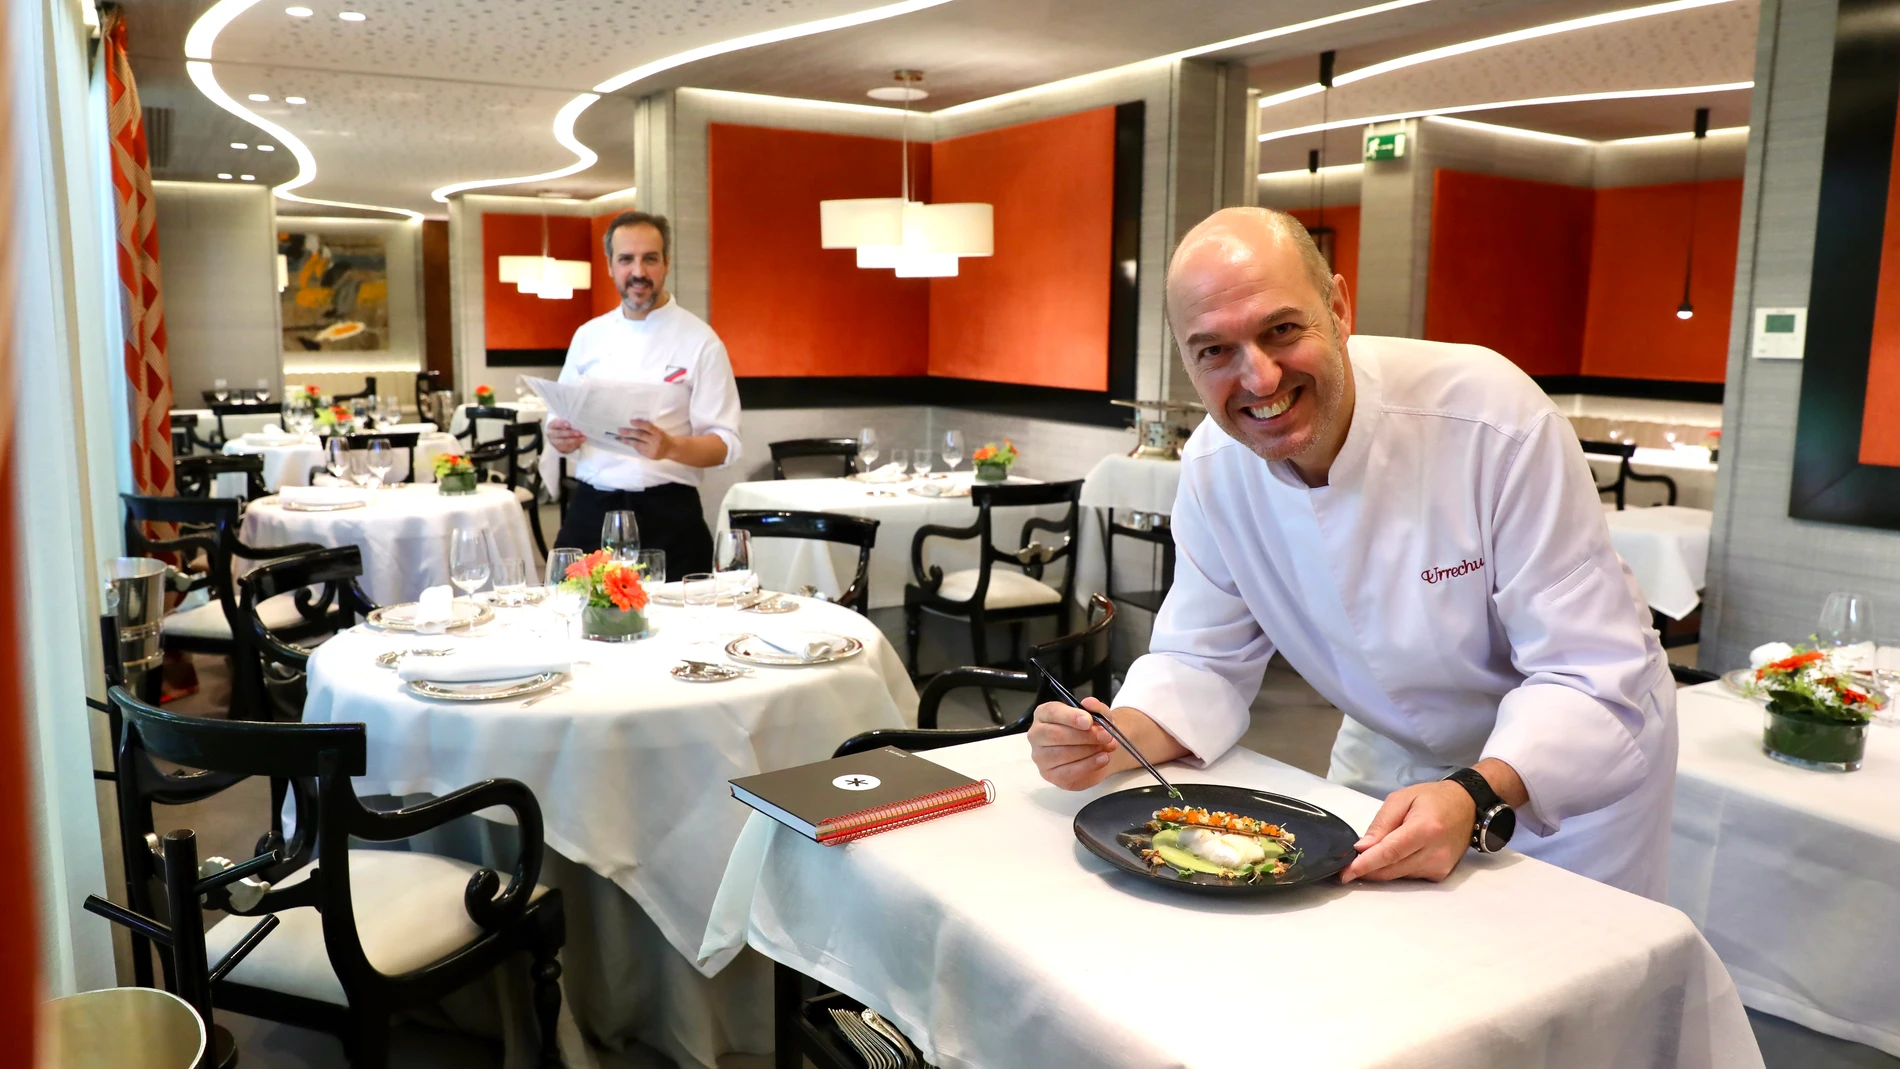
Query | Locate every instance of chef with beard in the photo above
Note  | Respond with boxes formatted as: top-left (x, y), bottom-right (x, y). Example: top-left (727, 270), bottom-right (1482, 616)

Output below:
top-left (1027, 207), bottom-right (1677, 897)
top-left (545, 210), bottom-right (741, 575)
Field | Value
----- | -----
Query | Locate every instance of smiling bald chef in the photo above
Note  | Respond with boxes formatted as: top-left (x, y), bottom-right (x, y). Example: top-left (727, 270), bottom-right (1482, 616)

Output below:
top-left (1029, 207), bottom-right (1676, 897)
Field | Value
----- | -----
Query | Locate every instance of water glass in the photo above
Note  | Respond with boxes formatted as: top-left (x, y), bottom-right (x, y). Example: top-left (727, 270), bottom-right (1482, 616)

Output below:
top-left (601, 510), bottom-right (640, 561)
top-left (858, 427), bottom-right (880, 470)
top-left (942, 429), bottom-right (965, 472)
top-left (494, 557), bottom-right (528, 605)
top-left (213, 378), bottom-right (229, 403)
top-left (254, 377), bottom-right (271, 403)
top-left (1819, 592), bottom-right (1876, 670)
top-left (348, 450), bottom-right (375, 489)
top-left (366, 439), bottom-right (392, 488)
top-left (912, 448), bottom-right (934, 477)
top-left (449, 528), bottom-right (490, 598)
top-left (715, 529), bottom-right (751, 574)
top-left (889, 449), bottom-right (910, 476)
top-left (545, 547), bottom-right (586, 639)
top-left (326, 436), bottom-right (350, 480)
top-left (636, 549), bottom-right (667, 585)
top-left (683, 572), bottom-right (718, 640)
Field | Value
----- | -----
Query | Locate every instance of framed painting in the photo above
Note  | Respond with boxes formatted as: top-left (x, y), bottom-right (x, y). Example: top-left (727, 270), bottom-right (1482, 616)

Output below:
top-left (280, 231), bottom-right (388, 352)
top-left (1789, 0), bottom-right (1900, 526)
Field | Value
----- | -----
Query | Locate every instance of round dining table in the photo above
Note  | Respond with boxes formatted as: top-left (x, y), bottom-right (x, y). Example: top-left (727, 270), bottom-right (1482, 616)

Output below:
top-left (239, 483), bottom-right (536, 606)
top-left (302, 596), bottom-right (917, 1069)
top-left (221, 426), bottom-right (460, 492)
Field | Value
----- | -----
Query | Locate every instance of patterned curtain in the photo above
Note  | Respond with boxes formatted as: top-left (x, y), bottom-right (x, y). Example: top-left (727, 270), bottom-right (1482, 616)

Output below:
top-left (102, 8), bottom-right (175, 496)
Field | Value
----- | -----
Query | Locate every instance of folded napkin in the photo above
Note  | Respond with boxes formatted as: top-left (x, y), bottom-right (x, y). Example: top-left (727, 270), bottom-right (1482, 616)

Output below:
top-left (1748, 641), bottom-right (1794, 668)
top-left (278, 484), bottom-right (371, 507)
top-left (240, 426), bottom-right (293, 445)
top-left (375, 421), bottom-right (438, 435)
top-left (856, 462), bottom-right (908, 483)
top-left (396, 639), bottom-right (572, 682)
top-left (410, 584), bottom-right (455, 634)
top-left (752, 634), bottom-right (836, 662)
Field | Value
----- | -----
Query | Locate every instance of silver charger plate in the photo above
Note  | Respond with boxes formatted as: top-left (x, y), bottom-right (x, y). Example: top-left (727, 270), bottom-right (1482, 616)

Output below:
top-left (405, 672), bottom-right (563, 702)
top-left (725, 632), bottom-right (863, 667)
top-left (670, 661), bottom-right (745, 683)
top-left (366, 599), bottom-right (494, 632)
top-left (649, 587), bottom-right (765, 609)
top-left (474, 589), bottom-right (548, 607)
top-left (280, 499), bottom-right (369, 512)
top-left (741, 594), bottom-right (799, 614)
top-left (907, 484), bottom-right (970, 498)
top-left (375, 647), bottom-right (454, 668)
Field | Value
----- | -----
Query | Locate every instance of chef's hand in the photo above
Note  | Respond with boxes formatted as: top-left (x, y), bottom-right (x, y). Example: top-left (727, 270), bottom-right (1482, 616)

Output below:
top-left (546, 417), bottom-right (586, 454)
top-left (1028, 700), bottom-right (1189, 790)
top-left (1339, 758), bottom-right (1527, 884)
top-left (613, 419), bottom-right (672, 461)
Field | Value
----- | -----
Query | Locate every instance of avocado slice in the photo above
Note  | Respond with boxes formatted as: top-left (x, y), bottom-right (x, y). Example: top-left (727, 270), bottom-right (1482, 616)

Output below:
top-left (1150, 827), bottom-right (1287, 876)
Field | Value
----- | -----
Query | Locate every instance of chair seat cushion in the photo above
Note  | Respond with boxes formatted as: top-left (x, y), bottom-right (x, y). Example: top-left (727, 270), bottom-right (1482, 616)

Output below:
top-left (512, 486), bottom-right (535, 505)
top-left (932, 568), bottom-right (1063, 609)
top-left (203, 849), bottom-right (550, 1007)
top-left (160, 592), bottom-right (307, 641)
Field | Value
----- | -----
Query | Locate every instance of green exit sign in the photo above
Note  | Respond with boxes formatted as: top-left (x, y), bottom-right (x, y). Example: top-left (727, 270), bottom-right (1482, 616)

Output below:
top-left (1364, 132), bottom-right (1408, 161)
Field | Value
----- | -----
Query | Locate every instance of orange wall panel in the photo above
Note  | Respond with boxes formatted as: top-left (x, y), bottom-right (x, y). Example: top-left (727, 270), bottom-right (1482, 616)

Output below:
top-left (1288, 206), bottom-right (1360, 316)
top-left (928, 107), bottom-right (1117, 390)
top-left (482, 213), bottom-right (594, 350)
top-left (1425, 170), bottom-right (1596, 376)
top-left (1580, 178), bottom-right (1743, 383)
top-left (708, 123), bottom-right (931, 377)
top-left (590, 212), bottom-right (618, 319)
top-left (1860, 109), bottom-right (1900, 466)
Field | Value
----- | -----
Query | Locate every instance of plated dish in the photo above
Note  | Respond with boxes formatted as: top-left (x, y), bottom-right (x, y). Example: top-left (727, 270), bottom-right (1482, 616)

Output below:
top-left (365, 599), bottom-right (493, 632)
top-left (725, 632), bottom-right (863, 666)
top-left (1074, 783), bottom-right (1357, 895)
top-left (280, 499), bottom-right (369, 512)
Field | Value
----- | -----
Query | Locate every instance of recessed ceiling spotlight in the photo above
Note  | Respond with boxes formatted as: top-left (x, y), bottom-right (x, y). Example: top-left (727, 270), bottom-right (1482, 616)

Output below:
top-left (240, 174), bottom-right (256, 181)
top-left (231, 142), bottom-right (248, 149)
top-left (285, 5), bottom-right (313, 14)
top-left (258, 144), bottom-right (276, 151)
top-left (867, 85), bottom-right (927, 102)
top-left (338, 10), bottom-right (366, 20)
top-left (248, 93), bottom-right (270, 102)
top-left (217, 173), bottom-right (233, 180)
top-left (285, 96), bottom-right (307, 104)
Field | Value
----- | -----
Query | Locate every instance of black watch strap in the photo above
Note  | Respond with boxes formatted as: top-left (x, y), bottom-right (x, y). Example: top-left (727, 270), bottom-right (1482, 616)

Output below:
top-left (1443, 767), bottom-right (1502, 813)
top-left (1442, 767), bottom-right (1513, 851)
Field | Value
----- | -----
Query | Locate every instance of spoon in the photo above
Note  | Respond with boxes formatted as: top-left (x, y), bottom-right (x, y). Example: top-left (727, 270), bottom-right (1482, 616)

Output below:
top-left (1032, 659), bottom-right (1184, 801)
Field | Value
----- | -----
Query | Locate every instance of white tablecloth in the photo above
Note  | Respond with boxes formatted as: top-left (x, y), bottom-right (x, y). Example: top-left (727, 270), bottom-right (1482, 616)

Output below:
top-left (239, 484), bottom-right (536, 606)
top-left (1671, 681), bottom-right (1900, 1054)
top-left (220, 431), bottom-right (459, 493)
top-left (705, 735), bottom-right (1761, 1069)
top-left (1078, 454), bottom-right (1181, 515)
top-left (715, 473), bottom-right (1065, 611)
top-left (1604, 505), bottom-right (1712, 619)
top-left (305, 598), bottom-right (916, 1068)
top-left (1586, 446), bottom-right (1719, 510)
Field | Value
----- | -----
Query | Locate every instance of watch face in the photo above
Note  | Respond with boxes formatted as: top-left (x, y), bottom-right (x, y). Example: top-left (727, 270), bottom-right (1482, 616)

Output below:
top-left (1479, 805), bottom-right (1516, 852)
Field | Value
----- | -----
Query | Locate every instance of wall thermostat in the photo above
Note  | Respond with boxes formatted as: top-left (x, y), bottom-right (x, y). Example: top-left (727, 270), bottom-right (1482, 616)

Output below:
top-left (1752, 306), bottom-right (1807, 360)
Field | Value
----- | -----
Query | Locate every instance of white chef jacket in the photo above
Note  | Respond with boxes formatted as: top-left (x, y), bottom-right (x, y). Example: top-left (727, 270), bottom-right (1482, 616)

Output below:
top-left (1116, 335), bottom-right (1677, 898)
top-left (552, 298), bottom-right (742, 491)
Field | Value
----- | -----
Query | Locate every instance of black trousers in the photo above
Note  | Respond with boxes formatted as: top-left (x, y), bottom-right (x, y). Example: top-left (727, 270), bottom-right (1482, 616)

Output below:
top-left (553, 481), bottom-right (713, 576)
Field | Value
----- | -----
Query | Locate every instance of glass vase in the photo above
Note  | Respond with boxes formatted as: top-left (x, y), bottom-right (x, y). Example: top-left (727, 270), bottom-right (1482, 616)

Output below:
top-left (582, 605), bottom-right (648, 642)
top-left (1762, 709), bottom-right (1867, 772)
top-left (975, 461), bottom-right (1011, 483)
top-left (438, 471), bottom-right (478, 495)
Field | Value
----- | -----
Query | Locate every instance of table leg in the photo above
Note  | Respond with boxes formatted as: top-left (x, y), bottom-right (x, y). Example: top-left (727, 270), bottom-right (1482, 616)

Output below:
top-left (774, 960), bottom-right (803, 1069)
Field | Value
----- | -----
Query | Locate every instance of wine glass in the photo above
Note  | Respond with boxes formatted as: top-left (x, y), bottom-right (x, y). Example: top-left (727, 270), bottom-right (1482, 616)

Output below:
top-left (858, 427), bottom-right (880, 472)
top-left (366, 440), bottom-right (392, 488)
top-left (601, 510), bottom-right (640, 561)
top-left (348, 450), bottom-right (375, 489)
top-left (326, 436), bottom-right (350, 480)
top-left (912, 447), bottom-right (934, 477)
top-left (636, 549), bottom-right (667, 585)
top-left (494, 556), bottom-right (527, 606)
top-left (683, 572), bottom-right (718, 642)
top-left (1819, 592), bottom-right (1876, 671)
top-left (544, 548), bottom-right (586, 640)
top-left (212, 378), bottom-right (230, 404)
top-left (889, 449), bottom-right (910, 477)
top-left (254, 377), bottom-right (271, 403)
top-left (942, 429), bottom-right (965, 473)
top-left (449, 528), bottom-right (490, 600)
top-left (714, 530), bottom-right (752, 598)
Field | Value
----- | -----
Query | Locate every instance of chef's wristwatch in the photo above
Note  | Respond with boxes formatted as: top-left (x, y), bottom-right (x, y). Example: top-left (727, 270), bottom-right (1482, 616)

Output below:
top-left (1443, 767), bottom-right (1515, 853)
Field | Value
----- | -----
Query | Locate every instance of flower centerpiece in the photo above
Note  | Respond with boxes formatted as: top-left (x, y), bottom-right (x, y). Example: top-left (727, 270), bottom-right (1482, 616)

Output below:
top-left (1745, 642), bottom-right (1876, 771)
top-left (562, 549), bottom-right (651, 641)
top-left (474, 383), bottom-right (497, 408)
top-left (433, 452), bottom-right (478, 495)
top-left (293, 383), bottom-right (322, 411)
top-left (1706, 428), bottom-right (1721, 464)
top-left (314, 403), bottom-right (352, 433)
top-left (972, 439), bottom-right (1019, 482)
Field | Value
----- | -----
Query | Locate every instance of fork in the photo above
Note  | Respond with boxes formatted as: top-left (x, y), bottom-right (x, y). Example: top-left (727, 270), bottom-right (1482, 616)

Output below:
top-left (830, 1008), bottom-right (898, 1069)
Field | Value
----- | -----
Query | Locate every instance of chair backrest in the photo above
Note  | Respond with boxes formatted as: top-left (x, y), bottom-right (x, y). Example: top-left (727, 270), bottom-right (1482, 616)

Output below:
top-left (728, 510), bottom-right (880, 613)
top-left (237, 546), bottom-right (378, 720)
top-left (941, 479), bottom-right (1084, 607)
top-left (170, 413), bottom-right (205, 457)
top-left (175, 454), bottom-right (269, 502)
top-left (415, 370), bottom-right (442, 420)
top-left (122, 494), bottom-right (240, 584)
top-left (769, 438), bottom-right (859, 479)
top-left (327, 431), bottom-right (421, 483)
top-left (1579, 439), bottom-right (1635, 510)
top-left (330, 376), bottom-right (377, 401)
top-left (210, 402), bottom-right (285, 444)
top-left (1027, 593), bottom-right (1116, 699)
top-left (456, 405), bottom-right (519, 451)
top-left (497, 421), bottom-right (545, 490)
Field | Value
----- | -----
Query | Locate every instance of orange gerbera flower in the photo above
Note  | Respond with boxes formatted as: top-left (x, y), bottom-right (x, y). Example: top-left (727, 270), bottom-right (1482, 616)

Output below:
top-left (603, 562), bottom-right (648, 612)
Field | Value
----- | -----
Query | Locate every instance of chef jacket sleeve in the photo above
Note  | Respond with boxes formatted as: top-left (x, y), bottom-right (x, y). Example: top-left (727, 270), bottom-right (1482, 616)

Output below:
top-left (689, 337), bottom-right (742, 470)
top-left (1481, 411), bottom-right (1668, 837)
top-left (1111, 464), bottom-right (1275, 765)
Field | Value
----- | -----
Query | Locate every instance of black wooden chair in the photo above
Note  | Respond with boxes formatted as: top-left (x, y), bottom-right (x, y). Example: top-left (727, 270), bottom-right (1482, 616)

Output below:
top-left (209, 402), bottom-right (286, 447)
top-left (176, 454), bottom-right (269, 503)
top-left (838, 594), bottom-right (1114, 754)
top-left (172, 412), bottom-right (216, 457)
top-left (903, 479), bottom-right (1084, 690)
top-left (728, 510), bottom-right (880, 614)
top-left (1581, 439), bottom-right (1678, 510)
top-left (331, 376), bottom-right (377, 403)
top-left (317, 431), bottom-right (423, 484)
top-left (477, 422), bottom-right (550, 557)
top-left (109, 685), bottom-right (567, 1069)
top-left (415, 370), bottom-right (442, 422)
top-left (236, 546), bottom-right (379, 725)
top-left (456, 405), bottom-right (519, 460)
top-left (769, 438), bottom-right (859, 479)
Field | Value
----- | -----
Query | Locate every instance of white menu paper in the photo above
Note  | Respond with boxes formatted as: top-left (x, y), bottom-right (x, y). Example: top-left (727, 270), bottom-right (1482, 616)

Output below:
top-left (522, 376), bottom-right (691, 458)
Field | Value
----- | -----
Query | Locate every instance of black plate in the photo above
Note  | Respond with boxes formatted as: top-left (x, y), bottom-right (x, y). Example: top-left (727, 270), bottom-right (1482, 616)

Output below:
top-left (1073, 783), bottom-right (1358, 895)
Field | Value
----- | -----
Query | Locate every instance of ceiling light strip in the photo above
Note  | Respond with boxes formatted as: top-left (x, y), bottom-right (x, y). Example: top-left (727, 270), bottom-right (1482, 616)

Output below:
top-left (1258, 162), bottom-right (1367, 179)
top-left (1603, 125), bottom-right (1748, 145)
top-left (1331, 0), bottom-right (1738, 87)
top-left (428, 93), bottom-right (601, 203)
top-left (1426, 114), bottom-right (1593, 145)
top-left (1257, 83), bottom-right (1326, 110)
top-left (1174, 0), bottom-right (1437, 60)
top-left (1257, 81), bottom-right (1755, 141)
top-left (685, 86), bottom-right (907, 117)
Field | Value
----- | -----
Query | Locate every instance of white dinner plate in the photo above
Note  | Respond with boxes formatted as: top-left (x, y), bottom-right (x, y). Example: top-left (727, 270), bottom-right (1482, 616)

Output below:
top-left (366, 599), bottom-right (493, 632)
top-left (725, 632), bottom-right (863, 667)
top-left (279, 499), bottom-right (369, 512)
top-left (405, 672), bottom-right (563, 701)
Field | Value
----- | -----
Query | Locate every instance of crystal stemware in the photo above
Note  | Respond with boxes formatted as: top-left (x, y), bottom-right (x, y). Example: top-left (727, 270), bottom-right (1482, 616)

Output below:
top-left (254, 377), bottom-right (271, 403)
top-left (325, 436), bottom-right (350, 480)
top-left (601, 510), bottom-right (640, 561)
top-left (545, 548), bottom-right (586, 640)
top-left (942, 429), bottom-right (965, 473)
top-left (366, 439), bottom-right (392, 488)
top-left (1819, 592), bottom-right (1876, 670)
top-left (212, 378), bottom-right (230, 404)
top-left (450, 528), bottom-right (490, 601)
top-left (858, 427), bottom-right (880, 471)
top-left (912, 447), bottom-right (934, 477)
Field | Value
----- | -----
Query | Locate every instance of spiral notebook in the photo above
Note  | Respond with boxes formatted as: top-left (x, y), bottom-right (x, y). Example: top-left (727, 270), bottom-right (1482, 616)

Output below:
top-left (730, 747), bottom-right (995, 845)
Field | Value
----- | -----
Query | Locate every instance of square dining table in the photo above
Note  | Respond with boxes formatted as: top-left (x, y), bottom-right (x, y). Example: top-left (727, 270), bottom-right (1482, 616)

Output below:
top-left (704, 734), bottom-right (1763, 1069)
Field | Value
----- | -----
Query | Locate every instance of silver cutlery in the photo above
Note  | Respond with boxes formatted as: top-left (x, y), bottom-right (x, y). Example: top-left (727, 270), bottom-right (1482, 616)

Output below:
top-left (862, 1009), bottom-right (922, 1068)
top-left (830, 1008), bottom-right (900, 1069)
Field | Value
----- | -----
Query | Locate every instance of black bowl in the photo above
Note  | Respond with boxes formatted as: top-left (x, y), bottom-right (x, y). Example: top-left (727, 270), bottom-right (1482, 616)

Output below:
top-left (1073, 782), bottom-right (1358, 895)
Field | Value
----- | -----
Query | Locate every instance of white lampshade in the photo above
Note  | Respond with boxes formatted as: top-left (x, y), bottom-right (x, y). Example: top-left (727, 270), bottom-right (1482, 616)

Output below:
top-left (821, 198), bottom-right (906, 249)
top-left (509, 257), bottom-right (591, 298)
top-left (906, 202), bottom-right (993, 257)
top-left (894, 248), bottom-right (959, 278)
top-left (856, 245), bottom-right (903, 269)
top-left (497, 255), bottom-right (542, 284)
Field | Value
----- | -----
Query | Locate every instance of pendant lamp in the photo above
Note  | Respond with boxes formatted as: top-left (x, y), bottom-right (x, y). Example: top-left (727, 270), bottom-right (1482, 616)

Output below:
top-left (1677, 107), bottom-right (1710, 321)
top-left (819, 70), bottom-right (993, 277)
top-left (497, 210), bottom-right (592, 301)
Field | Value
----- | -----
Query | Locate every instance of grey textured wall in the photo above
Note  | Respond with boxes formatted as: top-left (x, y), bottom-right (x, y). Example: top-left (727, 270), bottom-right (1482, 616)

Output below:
top-left (1699, 0), bottom-right (1900, 670)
